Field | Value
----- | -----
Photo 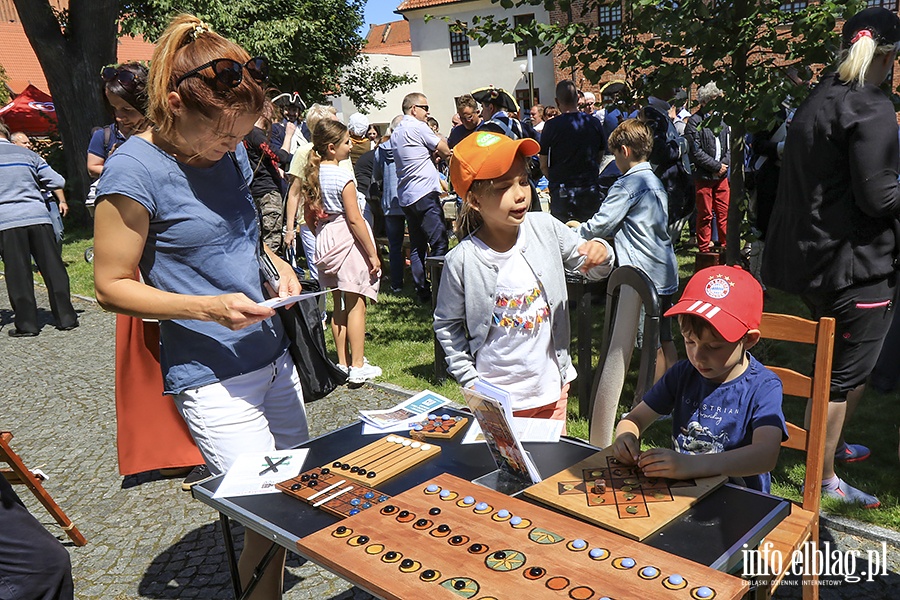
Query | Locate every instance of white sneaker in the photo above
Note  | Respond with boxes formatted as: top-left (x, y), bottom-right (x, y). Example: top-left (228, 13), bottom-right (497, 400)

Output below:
top-left (349, 362), bottom-right (382, 384)
top-left (336, 364), bottom-right (349, 375)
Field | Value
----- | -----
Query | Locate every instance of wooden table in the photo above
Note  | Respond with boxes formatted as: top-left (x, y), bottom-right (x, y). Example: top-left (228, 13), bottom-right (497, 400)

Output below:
top-left (192, 406), bottom-right (788, 599)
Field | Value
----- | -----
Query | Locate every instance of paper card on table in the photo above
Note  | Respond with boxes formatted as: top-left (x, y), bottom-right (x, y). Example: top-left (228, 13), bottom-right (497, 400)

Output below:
top-left (462, 387), bottom-right (541, 484)
top-left (361, 417), bottom-right (426, 436)
top-left (213, 449), bottom-right (309, 498)
top-left (258, 289), bottom-right (332, 309)
top-left (358, 389), bottom-right (451, 429)
top-left (461, 416), bottom-right (563, 445)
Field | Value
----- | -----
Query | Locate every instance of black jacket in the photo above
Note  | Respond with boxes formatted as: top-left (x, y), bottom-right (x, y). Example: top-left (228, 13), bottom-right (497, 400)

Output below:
top-left (762, 74), bottom-right (900, 294)
top-left (685, 110), bottom-right (730, 180)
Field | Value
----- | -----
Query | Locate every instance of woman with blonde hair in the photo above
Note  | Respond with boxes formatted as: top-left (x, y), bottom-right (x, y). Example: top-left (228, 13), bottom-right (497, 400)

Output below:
top-left (763, 7), bottom-right (900, 510)
top-left (93, 14), bottom-right (307, 598)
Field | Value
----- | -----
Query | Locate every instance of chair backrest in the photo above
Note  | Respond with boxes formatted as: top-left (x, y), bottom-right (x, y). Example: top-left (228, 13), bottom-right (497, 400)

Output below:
top-left (757, 313), bottom-right (835, 514)
top-left (588, 266), bottom-right (660, 447)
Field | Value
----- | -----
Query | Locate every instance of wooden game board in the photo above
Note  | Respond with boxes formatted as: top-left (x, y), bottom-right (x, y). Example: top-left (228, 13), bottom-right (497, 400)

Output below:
top-left (523, 447), bottom-right (727, 541)
top-left (297, 473), bottom-right (745, 600)
top-left (276, 466), bottom-right (392, 519)
top-left (325, 435), bottom-right (441, 487)
top-left (411, 415), bottom-right (469, 440)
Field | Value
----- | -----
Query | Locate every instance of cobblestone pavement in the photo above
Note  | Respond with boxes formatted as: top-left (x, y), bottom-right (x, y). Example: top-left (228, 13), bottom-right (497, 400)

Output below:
top-left (1, 278), bottom-right (899, 598)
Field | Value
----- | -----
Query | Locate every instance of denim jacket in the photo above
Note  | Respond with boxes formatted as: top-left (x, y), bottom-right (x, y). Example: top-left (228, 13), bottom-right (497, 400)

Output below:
top-left (433, 212), bottom-right (614, 388)
top-left (577, 162), bottom-right (679, 296)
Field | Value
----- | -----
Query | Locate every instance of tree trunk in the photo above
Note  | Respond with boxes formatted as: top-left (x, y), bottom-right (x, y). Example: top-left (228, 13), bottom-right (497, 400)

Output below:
top-left (13, 0), bottom-right (118, 226)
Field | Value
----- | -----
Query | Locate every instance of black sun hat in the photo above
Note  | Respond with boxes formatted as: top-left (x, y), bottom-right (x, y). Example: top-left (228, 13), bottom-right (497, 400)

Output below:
top-left (842, 7), bottom-right (900, 49)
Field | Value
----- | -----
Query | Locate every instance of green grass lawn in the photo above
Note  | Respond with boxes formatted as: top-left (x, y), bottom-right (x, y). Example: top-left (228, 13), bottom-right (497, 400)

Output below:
top-left (35, 227), bottom-right (900, 531)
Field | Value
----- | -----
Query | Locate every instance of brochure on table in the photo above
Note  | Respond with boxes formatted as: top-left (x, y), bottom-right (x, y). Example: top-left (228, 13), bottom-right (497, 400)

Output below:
top-left (359, 389), bottom-right (451, 430)
top-left (461, 386), bottom-right (542, 488)
top-left (214, 449), bottom-right (310, 498)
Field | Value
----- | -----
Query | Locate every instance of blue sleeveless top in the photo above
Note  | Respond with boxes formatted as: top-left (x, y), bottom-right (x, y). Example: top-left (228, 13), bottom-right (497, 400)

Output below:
top-left (97, 136), bottom-right (287, 394)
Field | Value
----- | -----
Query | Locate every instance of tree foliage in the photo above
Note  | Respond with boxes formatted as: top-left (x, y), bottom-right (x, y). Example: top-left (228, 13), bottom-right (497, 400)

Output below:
top-left (119, 0), bottom-right (410, 109)
top-left (12, 0), bottom-right (411, 214)
top-left (466, 0), bottom-right (865, 263)
top-left (0, 64), bottom-right (10, 105)
top-left (341, 55), bottom-right (417, 114)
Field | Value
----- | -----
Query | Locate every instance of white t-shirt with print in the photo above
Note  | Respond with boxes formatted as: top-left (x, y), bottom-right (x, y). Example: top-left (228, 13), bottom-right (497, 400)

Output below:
top-left (473, 234), bottom-right (562, 411)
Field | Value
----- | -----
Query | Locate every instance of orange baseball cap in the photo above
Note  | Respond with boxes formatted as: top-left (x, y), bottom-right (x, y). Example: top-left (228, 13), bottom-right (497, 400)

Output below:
top-left (665, 266), bottom-right (763, 342)
top-left (450, 131), bottom-right (540, 200)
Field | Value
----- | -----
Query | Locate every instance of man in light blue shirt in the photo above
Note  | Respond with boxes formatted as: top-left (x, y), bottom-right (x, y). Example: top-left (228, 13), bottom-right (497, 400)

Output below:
top-left (0, 122), bottom-right (78, 336)
top-left (390, 92), bottom-right (451, 303)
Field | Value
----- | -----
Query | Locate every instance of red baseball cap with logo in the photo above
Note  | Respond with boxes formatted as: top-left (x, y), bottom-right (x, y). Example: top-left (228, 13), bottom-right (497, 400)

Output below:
top-left (664, 265), bottom-right (763, 342)
top-left (450, 131), bottom-right (540, 200)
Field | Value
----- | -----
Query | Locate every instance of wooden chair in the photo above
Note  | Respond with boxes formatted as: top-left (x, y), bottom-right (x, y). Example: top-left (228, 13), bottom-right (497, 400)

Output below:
top-left (0, 431), bottom-right (87, 546)
top-left (755, 313), bottom-right (835, 599)
top-left (588, 265), bottom-right (659, 447)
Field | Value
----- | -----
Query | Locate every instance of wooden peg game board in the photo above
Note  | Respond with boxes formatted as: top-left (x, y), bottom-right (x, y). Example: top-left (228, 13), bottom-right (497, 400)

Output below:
top-left (324, 435), bottom-right (441, 487)
top-left (276, 466), bottom-right (392, 519)
top-left (297, 473), bottom-right (746, 600)
top-left (523, 446), bottom-right (726, 541)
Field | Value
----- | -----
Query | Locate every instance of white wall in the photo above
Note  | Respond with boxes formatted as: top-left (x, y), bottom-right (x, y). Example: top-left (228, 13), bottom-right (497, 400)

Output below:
top-left (404, 0), bottom-right (554, 130)
top-left (332, 53), bottom-right (422, 132)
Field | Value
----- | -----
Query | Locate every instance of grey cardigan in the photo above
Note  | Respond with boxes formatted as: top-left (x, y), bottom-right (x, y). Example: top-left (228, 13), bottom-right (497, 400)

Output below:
top-left (433, 212), bottom-right (614, 388)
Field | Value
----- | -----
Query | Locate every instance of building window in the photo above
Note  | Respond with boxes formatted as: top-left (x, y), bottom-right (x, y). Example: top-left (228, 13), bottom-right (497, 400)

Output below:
top-left (598, 3), bottom-right (622, 38)
top-left (515, 89), bottom-right (540, 112)
top-left (867, 0), bottom-right (899, 9)
top-left (514, 14), bottom-right (535, 58)
top-left (779, 2), bottom-right (807, 11)
top-left (450, 25), bottom-right (470, 64)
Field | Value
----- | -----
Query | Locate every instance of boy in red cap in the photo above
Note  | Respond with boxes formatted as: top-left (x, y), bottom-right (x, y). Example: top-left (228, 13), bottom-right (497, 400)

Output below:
top-left (612, 265), bottom-right (787, 493)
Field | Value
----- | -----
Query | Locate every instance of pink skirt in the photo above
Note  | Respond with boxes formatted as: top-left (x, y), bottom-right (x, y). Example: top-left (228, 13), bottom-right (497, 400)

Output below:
top-left (315, 213), bottom-right (380, 301)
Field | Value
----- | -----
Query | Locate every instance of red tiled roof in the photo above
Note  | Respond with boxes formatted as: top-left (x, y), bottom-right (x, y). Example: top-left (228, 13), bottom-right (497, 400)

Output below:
top-left (0, 0), bottom-right (66, 23)
top-left (362, 20), bottom-right (412, 56)
top-left (397, 0), bottom-right (467, 11)
top-left (0, 1), bottom-right (154, 96)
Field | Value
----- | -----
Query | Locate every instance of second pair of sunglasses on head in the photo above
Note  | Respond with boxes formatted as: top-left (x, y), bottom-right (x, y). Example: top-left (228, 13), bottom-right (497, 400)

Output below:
top-left (176, 57), bottom-right (269, 88)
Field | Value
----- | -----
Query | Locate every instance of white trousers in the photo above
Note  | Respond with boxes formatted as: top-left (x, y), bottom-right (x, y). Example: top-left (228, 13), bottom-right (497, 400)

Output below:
top-left (174, 350), bottom-right (309, 476)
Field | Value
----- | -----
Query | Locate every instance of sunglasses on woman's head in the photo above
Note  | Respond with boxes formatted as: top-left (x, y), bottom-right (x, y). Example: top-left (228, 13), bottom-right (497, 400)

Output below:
top-left (101, 66), bottom-right (139, 92)
top-left (175, 57), bottom-right (269, 88)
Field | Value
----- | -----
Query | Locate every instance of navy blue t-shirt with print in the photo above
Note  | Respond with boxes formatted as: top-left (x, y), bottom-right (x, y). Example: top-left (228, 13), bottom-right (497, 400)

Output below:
top-left (643, 354), bottom-right (786, 492)
top-left (96, 136), bottom-right (287, 395)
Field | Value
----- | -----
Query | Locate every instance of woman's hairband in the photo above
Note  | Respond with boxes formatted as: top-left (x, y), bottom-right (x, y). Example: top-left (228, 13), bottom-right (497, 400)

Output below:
top-left (190, 23), bottom-right (209, 41)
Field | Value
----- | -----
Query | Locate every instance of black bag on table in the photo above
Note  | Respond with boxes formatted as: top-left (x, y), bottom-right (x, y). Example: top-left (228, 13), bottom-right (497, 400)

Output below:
top-left (276, 278), bottom-right (347, 401)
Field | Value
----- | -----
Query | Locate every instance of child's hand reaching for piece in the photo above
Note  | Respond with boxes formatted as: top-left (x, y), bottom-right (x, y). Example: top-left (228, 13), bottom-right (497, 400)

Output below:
top-left (612, 432), bottom-right (641, 466)
top-left (637, 448), bottom-right (694, 480)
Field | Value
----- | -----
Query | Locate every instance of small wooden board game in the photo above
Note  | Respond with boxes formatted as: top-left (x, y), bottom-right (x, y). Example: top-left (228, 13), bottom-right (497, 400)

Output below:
top-left (297, 473), bottom-right (745, 600)
top-left (411, 415), bottom-right (469, 440)
top-left (523, 446), bottom-right (727, 541)
top-left (276, 466), bottom-right (392, 519)
top-left (324, 435), bottom-right (441, 487)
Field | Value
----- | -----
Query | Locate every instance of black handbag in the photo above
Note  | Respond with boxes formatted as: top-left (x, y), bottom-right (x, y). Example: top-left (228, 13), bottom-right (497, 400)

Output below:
top-left (276, 277), bottom-right (347, 401)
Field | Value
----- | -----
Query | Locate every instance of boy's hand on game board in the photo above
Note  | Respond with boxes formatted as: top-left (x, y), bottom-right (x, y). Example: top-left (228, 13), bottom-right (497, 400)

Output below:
top-left (612, 433), bottom-right (640, 466)
top-left (637, 448), bottom-right (695, 480)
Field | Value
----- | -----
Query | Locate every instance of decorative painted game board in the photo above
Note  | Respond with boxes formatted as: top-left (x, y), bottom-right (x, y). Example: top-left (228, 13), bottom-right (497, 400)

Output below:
top-left (411, 415), bottom-right (469, 440)
top-left (523, 447), bottom-right (726, 541)
top-left (276, 466), bottom-right (391, 519)
top-left (320, 434), bottom-right (441, 487)
top-left (297, 473), bottom-right (746, 600)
